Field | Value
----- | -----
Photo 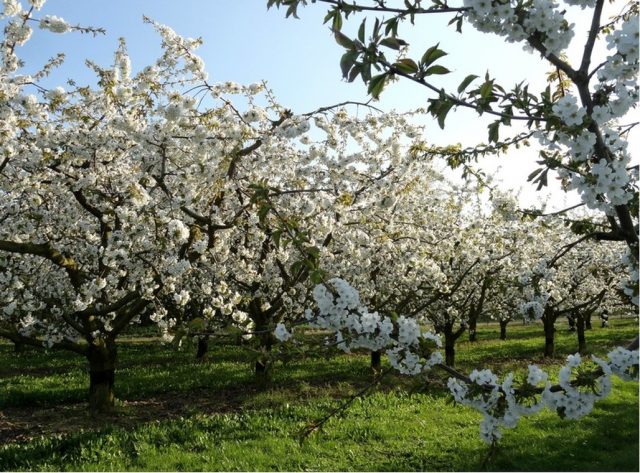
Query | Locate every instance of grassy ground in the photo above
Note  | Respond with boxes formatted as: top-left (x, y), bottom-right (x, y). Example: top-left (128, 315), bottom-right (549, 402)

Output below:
top-left (0, 318), bottom-right (638, 471)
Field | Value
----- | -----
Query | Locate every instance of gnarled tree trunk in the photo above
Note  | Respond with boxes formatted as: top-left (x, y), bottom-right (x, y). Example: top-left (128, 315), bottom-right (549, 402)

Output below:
top-left (443, 323), bottom-right (466, 367)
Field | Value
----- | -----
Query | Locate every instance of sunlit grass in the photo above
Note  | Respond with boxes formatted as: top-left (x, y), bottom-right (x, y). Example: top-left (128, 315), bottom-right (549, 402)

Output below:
top-left (0, 317), bottom-right (637, 471)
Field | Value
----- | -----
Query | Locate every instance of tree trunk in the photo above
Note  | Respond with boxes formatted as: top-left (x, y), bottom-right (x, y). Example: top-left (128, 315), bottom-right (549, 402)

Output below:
top-left (585, 313), bottom-right (592, 330)
top-left (468, 276), bottom-right (489, 343)
top-left (499, 320), bottom-right (508, 340)
top-left (251, 306), bottom-right (274, 384)
top-left (576, 315), bottom-right (587, 355)
top-left (543, 314), bottom-right (555, 358)
top-left (444, 327), bottom-right (456, 367)
top-left (195, 335), bottom-right (209, 362)
top-left (87, 340), bottom-right (117, 412)
top-left (371, 350), bottom-right (382, 370)
top-left (468, 317), bottom-right (477, 342)
top-left (13, 341), bottom-right (25, 353)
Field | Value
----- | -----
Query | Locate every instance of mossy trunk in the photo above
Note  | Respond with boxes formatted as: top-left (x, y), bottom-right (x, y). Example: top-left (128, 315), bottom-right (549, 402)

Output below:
top-left (371, 350), bottom-right (382, 370)
top-left (499, 320), bottom-right (508, 340)
top-left (195, 335), bottom-right (209, 361)
top-left (543, 314), bottom-right (555, 358)
top-left (87, 340), bottom-right (117, 413)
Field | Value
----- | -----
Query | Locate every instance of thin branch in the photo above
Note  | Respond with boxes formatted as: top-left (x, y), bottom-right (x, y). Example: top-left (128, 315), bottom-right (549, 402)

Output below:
top-left (302, 99), bottom-right (383, 116)
top-left (317, 0), bottom-right (466, 15)
top-left (382, 60), bottom-right (546, 122)
top-left (299, 367), bottom-right (393, 444)
top-left (579, 0), bottom-right (606, 77)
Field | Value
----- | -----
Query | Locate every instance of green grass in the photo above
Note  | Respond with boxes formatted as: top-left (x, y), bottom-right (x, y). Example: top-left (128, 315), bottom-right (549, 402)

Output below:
top-left (0, 318), bottom-right (638, 471)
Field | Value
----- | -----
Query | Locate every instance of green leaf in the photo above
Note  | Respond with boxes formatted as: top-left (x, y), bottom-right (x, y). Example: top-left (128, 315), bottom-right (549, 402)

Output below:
top-left (393, 58), bottom-right (419, 74)
top-left (290, 260), bottom-right (305, 276)
top-left (380, 37), bottom-right (407, 50)
top-left (428, 97), bottom-right (454, 129)
top-left (305, 245), bottom-right (320, 260)
top-left (527, 168), bottom-right (543, 182)
top-left (488, 120), bottom-right (500, 143)
top-left (258, 203), bottom-right (271, 223)
top-left (437, 101), bottom-right (453, 129)
top-left (340, 52), bottom-right (356, 79)
top-left (285, 3), bottom-right (300, 18)
top-left (367, 73), bottom-right (387, 99)
top-left (358, 19), bottom-right (366, 43)
top-left (310, 269), bottom-right (326, 284)
top-left (479, 80), bottom-right (493, 99)
top-left (421, 44), bottom-right (447, 67)
top-left (448, 15), bottom-right (463, 33)
top-left (457, 74), bottom-right (478, 93)
top-left (425, 65), bottom-right (450, 76)
top-left (334, 31), bottom-right (354, 49)
top-left (272, 230), bottom-right (282, 249)
top-left (361, 61), bottom-right (371, 82)
top-left (384, 17), bottom-right (398, 36)
top-left (332, 11), bottom-right (343, 31)
top-left (347, 63), bottom-right (361, 83)
top-left (533, 168), bottom-right (549, 190)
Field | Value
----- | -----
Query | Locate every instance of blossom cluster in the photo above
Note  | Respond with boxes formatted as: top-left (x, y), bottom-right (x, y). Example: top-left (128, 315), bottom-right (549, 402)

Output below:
top-left (290, 279), bottom-right (443, 375)
top-left (450, 349), bottom-right (638, 443)
top-left (463, 0), bottom-right (575, 56)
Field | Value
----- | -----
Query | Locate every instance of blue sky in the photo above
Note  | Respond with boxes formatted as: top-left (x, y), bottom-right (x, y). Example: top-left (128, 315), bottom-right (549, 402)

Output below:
top-left (9, 0), bottom-right (635, 210)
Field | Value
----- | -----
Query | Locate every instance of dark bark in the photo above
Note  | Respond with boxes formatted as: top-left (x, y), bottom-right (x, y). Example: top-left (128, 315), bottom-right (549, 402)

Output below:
top-left (87, 340), bottom-right (117, 412)
top-left (371, 350), bottom-right (382, 370)
top-left (250, 303), bottom-right (275, 383)
top-left (440, 322), bottom-right (466, 367)
top-left (13, 341), bottom-right (25, 353)
top-left (468, 317), bottom-right (477, 342)
top-left (445, 339), bottom-right (455, 367)
top-left (195, 335), bottom-right (209, 361)
top-left (543, 312), bottom-right (556, 358)
top-left (576, 314), bottom-right (587, 355)
top-left (499, 320), bottom-right (508, 340)
top-left (585, 313), bottom-right (592, 330)
top-left (468, 275), bottom-right (490, 343)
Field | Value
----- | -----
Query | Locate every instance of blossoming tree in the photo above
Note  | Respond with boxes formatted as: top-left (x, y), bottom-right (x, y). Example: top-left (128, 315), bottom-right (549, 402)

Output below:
top-left (268, 0), bottom-right (639, 445)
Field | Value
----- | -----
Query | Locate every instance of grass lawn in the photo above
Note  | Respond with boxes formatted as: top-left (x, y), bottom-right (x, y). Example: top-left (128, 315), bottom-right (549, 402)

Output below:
top-left (0, 318), bottom-right (638, 471)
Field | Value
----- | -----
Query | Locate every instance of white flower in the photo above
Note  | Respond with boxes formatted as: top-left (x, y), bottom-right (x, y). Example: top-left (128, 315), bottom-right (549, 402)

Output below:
top-left (552, 95), bottom-right (586, 127)
top-left (2, 0), bottom-right (21, 17)
top-left (27, 0), bottom-right (45, 9)
top-left (39, 15), bottom-right (70, 33)
top-left (46, 86), bottom-right (66, 103)
top-left (167, 219), bottom-right (190, 242)
top-left (274, 323), bottom-right (292, 342)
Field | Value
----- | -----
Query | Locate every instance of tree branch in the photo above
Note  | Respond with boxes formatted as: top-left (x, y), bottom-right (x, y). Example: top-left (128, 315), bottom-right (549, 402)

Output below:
top-left (0, 240), bottom-right (85, 289)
